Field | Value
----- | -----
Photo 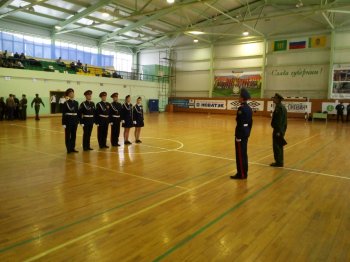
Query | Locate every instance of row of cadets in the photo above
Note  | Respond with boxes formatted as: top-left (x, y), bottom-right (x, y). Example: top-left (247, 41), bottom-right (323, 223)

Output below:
top-left (110, 92), bottom-right (123, 147)
top-left (62, 88), bottom-right (79, 153)
top-left (95, 92), bottom-right (110, 149)
top-left (78, 90), bottom-right (95, 151)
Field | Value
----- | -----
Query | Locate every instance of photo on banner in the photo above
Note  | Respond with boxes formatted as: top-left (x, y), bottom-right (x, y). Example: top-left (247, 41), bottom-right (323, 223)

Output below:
top-left (212, 70), bottom-right (262, 98)
top-left (309, 36), bottom-right (327, 48)
top-left (332, 65), bottom-right (350, 99)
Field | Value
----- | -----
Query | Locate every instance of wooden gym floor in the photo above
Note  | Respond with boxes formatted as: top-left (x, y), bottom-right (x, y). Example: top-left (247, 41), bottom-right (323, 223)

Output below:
top-left (0, 113), bottom-right (349, 261)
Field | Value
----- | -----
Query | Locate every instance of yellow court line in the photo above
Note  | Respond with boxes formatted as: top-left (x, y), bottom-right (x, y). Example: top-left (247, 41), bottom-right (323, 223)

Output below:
top-left (8, 143), bottom-right (189, 190)
top-left (254, 133), bottom-right (319, 162)
top-left (24, 171), bottom-right (234, 262)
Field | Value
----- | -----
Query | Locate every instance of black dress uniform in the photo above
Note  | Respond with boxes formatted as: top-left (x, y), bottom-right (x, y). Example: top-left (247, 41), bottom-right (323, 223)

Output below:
top-left (19, 95), bottom-right (27, 120)
top-left (121, 103), bottom-right (133, 128)
top-left (95, 92), bottom-right (110, 149)
top-left (78, 90), bottom-right (95, 151)
top-left (62, 89), bottom-right (79, 153)
top-left (271, 93), bottom-right (287, 167)
top-left (109, 93), bottom-right (122, 146)
top-left (336, 102), bottom-right (345, 123)
top-left (132, 104), bottom-right (144, 127)
top-left (231, 88), bottom-right (253, 180)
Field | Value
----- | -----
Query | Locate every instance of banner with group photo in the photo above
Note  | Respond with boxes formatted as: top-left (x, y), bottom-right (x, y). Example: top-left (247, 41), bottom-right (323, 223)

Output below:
top-left (195, 100), bottom-right (226, 110)
top-left (322, 102), bottom-right (349, 115)
top-left (213, 70), bottom-right (262, 98)
top-left (332, 65), bottom-right (350, 99)
top-left (267, 101), bottom-right (312, 113)
top-left (227, 100), bottom-right (265, 111)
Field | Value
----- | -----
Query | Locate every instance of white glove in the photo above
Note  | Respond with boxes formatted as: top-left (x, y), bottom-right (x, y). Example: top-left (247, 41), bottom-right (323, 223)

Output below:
top-left (121, 120), bottom-right (125, 123)
top-left (63, 125), bottom-right (66, 129)
top-left (235, 138), bottom-right (241, 142)
top-left (81, 124), bottom-right (84, 127)
top-left (110, 122), bottom-right (113, 126)
top-left (96, 124), bottom-right (99, 126)
top-left (133, 121), bottom-right (137, 124)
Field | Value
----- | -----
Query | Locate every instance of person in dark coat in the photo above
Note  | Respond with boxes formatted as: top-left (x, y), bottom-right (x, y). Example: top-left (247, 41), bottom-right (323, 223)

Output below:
top-left (62, 88), bottom-right (79, 153)
top-left (132, 97), bottom-right (144, 144)
top-left (13, 95), bottom-right (19, 119)
top-left (31, 94), bottom-right (45, 120)
top-left (78, 90), bottom-right (95, 151)
top-left (109, 93), bottom-right (122, 147)
top-left (230, 88), bottom-right (253, 180)
top-left (0, 97), bottom-right (5, 121)
top-left (270, 93), bottom-right (287, 167)
top-left (347, 103), bottom-right (350, 122)
top-left (95, 92), bottom-right (110, 149)
top-left (335, 101), bottom-right (345, 123)
top-left (121, 95), bottom-right (133, 145)
top-left (19, 94), bottom-right (27, 120)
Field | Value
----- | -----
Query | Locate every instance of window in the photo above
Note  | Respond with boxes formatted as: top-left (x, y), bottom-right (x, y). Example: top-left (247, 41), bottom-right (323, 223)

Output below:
top-left (116, 52), bottom-right (132, 72)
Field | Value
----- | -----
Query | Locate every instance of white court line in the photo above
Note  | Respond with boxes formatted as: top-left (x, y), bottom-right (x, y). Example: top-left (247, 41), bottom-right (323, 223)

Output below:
top-left (254, 133), bottom-right (319, 162)
top-left (7, 143), bottom-right (188, 190)
top-left (24, 171), bottom-right (233, 262)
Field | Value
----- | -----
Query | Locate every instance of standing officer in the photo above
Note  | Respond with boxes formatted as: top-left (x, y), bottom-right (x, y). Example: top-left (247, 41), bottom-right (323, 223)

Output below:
top-left (110, 93), bottom-right (122, 147)
top-left (270, 93), bottom-right (287, 167)
top-left (79, 90), bottom-right (95, 151)
top-left (31, 94), bottom-right (45, 120)
top-left (19, 94), bottom-right (27, 120)
top-left (62, 88), bottom-right (79, 153)
top-left (347, 103), bottom-right (350, 122)
top-left (95, 92), bottom-right (110, 149)
top-left (335, 101), bottom-right (345, 123)
top-left (133, 97), bottom-right (144, 144)
top-left (230, 88), bottom-right (253, 180)
top-left (121, 95), bottom-right (133, 145)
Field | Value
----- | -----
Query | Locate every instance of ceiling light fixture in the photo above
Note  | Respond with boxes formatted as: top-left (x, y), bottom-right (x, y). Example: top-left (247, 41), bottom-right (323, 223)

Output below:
top-left (167, 0), bottom-right (175, 4)
top-left (55, 25), bottom-right (62, 30)
top-left (296, 0), bottom-right (303, 8)
top-left (242, 31), bottom-right (249, 36)
top-left (193, 39), bottom-right (198, 43)
top-left (188, 31), bottom-right (204, 35)
top-left (102, 12), bottom-right (109, 17)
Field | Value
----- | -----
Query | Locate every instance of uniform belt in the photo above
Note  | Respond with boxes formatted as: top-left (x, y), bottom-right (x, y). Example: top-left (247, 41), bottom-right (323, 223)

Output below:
top-left (65, 113), bottom-right (77, 116)
top-left (112, 115), bottom-right (120, 118)
top-left (83, 115), bottom-right (94, 118)
top-left (243, 124), bottom-right (248, 127)
top-left (99, 114), bottom-right (109, 118)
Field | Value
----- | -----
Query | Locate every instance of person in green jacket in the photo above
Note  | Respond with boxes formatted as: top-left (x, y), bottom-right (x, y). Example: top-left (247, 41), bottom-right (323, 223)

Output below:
top-left (270, 93), bottom-right (287, 167)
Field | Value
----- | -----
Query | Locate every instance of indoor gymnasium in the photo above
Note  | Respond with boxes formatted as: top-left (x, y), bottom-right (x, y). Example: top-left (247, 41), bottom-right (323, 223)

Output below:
top-left (0, 0), bottom-right (350, 261)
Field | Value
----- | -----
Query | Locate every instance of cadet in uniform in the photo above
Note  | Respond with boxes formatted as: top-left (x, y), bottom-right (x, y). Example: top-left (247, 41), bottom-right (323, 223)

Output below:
top-left (19, 94), bottom-right (27, 120)
top-left (230, 88), bottom-right (253, 180)
top-left (336, 101), bottom-right (345, 123)
top-left (121, 95), bottom-right (133, 145)
top-left (62, 88), bottom-right (79, 153)
top-left (79, 90), bottom-right (95, 151)
top-left (270, 93), bottom-right (287, 167)
top-left (31, 94), bottom-right (45, 120)
top-left (109, 93), bottom-right (122, 147)
top-left (95, 92), bottom-right (110, 149)
top-left (347, 103), bottom-right (350, 122)
top-left (132, 97), bottom-right (144, 143)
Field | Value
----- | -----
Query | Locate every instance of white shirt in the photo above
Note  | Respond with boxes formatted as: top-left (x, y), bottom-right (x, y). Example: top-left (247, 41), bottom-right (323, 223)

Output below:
top-left (51, 95), bottom-right (57, 103)
top-left (59, 97), bottom-right (66, 104)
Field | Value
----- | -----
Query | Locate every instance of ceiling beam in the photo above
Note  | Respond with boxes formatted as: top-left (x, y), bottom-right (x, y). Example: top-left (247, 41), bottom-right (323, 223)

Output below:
top-left (0, 0), bottom-right (46, 19)
top-left (56, 0), bottom-right (114, 30)
top-left (0, 0), bottom-right (13, 10)
top-left (322, 11), bottom-right (335, 29)
top-left (100, 0), bottom-right (215, 43)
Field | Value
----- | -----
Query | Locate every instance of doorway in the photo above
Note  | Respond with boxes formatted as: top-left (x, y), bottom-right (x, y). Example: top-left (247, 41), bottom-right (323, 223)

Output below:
top-left (50, 91), bottom-right (65, 114)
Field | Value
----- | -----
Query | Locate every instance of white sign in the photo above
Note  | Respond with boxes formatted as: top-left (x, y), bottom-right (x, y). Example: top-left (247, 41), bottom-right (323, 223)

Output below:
top-left (227, 100), bottom-right (265, 111)
top-left (322, 102), bottom-right (349, 115)
top-left (195, 100), bottom-right (226, 110)
top-left (268, 101), bottom-right (312, 113)
top-left (331, 65), bottom-right (350, 99)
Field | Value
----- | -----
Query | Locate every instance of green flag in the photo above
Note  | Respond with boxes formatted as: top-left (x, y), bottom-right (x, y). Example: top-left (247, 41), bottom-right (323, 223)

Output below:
top-left (274, 40), bottom-right (287, 51)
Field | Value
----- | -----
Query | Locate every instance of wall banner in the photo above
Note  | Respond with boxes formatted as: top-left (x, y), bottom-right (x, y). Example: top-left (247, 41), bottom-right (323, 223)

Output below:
top-left (227, 100), bottom-right (265, 111)
top-left (267, 101), bottom-right (312, 113)
top-left (169, 99), bottom-right (195, 108)
top-left (332, 66), bottom-right (350, 99)
top-left (195, 100), bottom-right (226, 110)
top-left (322, 102), bottom-right (349, 115)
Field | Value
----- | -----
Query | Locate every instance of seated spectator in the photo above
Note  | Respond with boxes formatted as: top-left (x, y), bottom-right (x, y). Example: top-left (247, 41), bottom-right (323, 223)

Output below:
top-left (101, 69), bottom-right (111, 77)
top-left (77, 60), bottom-right (82, 68)
top-left (83, 63), bottom-right (88, 73)
top-left (14, 60), bottom-right (24, 69)
top-left (3, 50), bottom-right (8, 58)
top-left (56, 57), bottom-right (65, 66)
top-left (70, 61), bottom-right (77, 70)
top-left (112, 71), bottom-right (123, 79)
top-left (13, 52), bottom-right (20, 59)
top-left (19, 53), bottom-right (26, 61)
